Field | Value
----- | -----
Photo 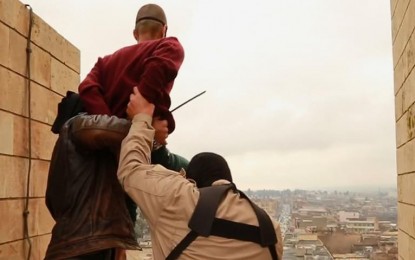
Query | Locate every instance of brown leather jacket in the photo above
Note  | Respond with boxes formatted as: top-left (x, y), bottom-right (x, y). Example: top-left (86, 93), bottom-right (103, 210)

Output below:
top-left (45, 114), bottom-right (139, 259)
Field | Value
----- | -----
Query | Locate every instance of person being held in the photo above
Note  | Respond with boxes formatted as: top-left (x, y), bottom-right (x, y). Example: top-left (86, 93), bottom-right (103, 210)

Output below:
top-left (78, 3), bottom-right (187, 169)
top-left (45, 4), bottom-right (187, 260)
top-left (79, 3), bottom-right (183, 135)
top-left (116, 87), bottom-right (284, 259)
top-left (77, 2), bottom-right (188, 228)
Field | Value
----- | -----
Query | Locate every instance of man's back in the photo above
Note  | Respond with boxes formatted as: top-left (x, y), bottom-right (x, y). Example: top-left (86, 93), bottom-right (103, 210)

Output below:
top-left (176, 183), bottom-right (283, 259)
top-left (79, 36), bottom-right (184, 132)
top-left (117, 114), bottom-right (283, 260)
top-left (45, 115), bottom-right (138, 259)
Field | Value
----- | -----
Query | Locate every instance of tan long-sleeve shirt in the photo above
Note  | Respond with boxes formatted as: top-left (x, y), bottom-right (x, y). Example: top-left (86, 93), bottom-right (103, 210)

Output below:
top-left (117, 114), bottom-right (283, 260)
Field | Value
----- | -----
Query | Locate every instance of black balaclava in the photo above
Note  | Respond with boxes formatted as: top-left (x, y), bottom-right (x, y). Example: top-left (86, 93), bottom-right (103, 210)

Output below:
top-left (186, 152), bottom-right (233, 188)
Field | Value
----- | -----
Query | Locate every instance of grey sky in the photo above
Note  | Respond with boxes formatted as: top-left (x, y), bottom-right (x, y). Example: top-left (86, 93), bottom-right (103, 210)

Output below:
top-left (24, 0), bottom-right (396, 190)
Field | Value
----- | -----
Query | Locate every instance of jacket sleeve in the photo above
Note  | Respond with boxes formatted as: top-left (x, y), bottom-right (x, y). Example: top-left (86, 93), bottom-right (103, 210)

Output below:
top-left (78, 58), bottom-right (112, 115)
top-left (71, 114), bottom-right (131, 150)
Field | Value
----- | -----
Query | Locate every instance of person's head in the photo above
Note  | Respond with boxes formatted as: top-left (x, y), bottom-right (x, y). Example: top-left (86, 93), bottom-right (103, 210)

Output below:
top-left (186, 152), bottom-right (233, 188)
top-left (133, 4), bottom-right (168, 43)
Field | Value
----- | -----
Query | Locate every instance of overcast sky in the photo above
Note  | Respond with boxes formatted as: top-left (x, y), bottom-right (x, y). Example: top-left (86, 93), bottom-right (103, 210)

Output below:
top-left (24, 0), bottom-right (396, 191)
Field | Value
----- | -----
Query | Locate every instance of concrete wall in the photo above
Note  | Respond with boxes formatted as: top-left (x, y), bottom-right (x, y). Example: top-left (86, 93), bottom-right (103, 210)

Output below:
top-left (391, 0), bottom-right (415, 259)
top-left (0, 0), bottom-right (80, 259)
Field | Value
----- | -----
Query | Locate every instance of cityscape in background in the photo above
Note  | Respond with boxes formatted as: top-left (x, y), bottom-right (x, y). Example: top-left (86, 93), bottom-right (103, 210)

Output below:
top-left (134, 186), bottom-right (398, 260)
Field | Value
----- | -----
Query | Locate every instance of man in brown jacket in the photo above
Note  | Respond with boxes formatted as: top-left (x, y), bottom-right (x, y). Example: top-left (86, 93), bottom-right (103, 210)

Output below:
top-left (117, 87), bottom-right (284, 259)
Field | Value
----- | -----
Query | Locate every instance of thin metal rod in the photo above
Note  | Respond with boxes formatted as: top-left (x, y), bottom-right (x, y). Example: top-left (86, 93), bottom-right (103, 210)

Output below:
top-left (170, 91), bottom-right (206, 113)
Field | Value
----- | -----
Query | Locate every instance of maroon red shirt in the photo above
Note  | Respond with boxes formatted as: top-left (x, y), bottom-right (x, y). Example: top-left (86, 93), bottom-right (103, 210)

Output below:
top-left (78, 37), bottom-right (184, 133)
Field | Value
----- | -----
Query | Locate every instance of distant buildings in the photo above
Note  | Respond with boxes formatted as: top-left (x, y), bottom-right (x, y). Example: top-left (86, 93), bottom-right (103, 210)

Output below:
top-left (245, 188), bottom-right (398, 260)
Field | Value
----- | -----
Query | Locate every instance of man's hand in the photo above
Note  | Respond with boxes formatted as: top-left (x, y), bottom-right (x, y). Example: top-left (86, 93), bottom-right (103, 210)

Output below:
top-left (127, 87), bottom-right (155, 119)
top-left (152, 117), bottom-right (169, 145)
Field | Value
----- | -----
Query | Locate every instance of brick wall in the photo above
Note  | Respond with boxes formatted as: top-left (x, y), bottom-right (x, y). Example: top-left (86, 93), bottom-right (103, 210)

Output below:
top-left (391, 0), bottom-right (415, 259)
top-left (0, 0), bottom-right (80, 259)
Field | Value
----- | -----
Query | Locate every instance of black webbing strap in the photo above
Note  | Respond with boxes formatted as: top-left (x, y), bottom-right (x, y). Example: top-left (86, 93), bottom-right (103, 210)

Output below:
top-left (188, 184), bottom-right (235, 236)
top-left (239, 191), bottom-right (277, 246)
top-left (166, 230), bottom-right (198, 260)
top-left (210, 218), bottom-right (262, 243)
top-left (166, 185), bottom-right (234, 260)
top-left (166, 184), bottom-right (278, 260)
top-left (211, 218), bottom-right (278, 260)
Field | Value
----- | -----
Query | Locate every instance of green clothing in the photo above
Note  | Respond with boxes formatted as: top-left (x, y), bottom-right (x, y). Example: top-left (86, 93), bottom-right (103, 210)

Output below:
top-left (151, 146), bottom-right (189, 172)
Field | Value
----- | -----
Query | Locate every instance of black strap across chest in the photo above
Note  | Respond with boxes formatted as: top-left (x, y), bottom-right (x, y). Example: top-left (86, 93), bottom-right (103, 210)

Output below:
top-left (166, 184), bottom-right (278, 260)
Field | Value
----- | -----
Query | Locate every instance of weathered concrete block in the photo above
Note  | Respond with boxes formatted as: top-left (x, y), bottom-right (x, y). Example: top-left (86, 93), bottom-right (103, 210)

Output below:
top-left (30, 44), bottom-right (51, 89)
top-left (30, 159), bottom-right (49, 198)
top-left (0, 239), bottom-right (25, 260)
top-left (391, 0), bottom-right (410, 43)
top-left (396, 94), bottom-right (415, 147)
top-left (397, 134), bottom-right (415, 174)
top-left (398, 173), bottom-right (415, 205)
top-left (13, 116), bottom-right (30, 157)
top-left (390, 0), bottom-right (398, 19)
top-left (31, 82), bottom-right (60, 125)
top-left (395, 66), bottom-right (415, 121)
top-left (0, 0), bottom-right (30, 36)
top-left (8, 28), bottom-right (27, 76)
top-left (398, 232), bottom-right (415, 260)
top-left (0, 112), bottom-right (15, 155)
top-left (0, 199), bottom-right (24, 243)
top-left (396, 112), bottom-right (407, 147)
top-left (401, 67), bottom-right (415, 112)
top-left (398, 202), bottom-right (415, 243)
top-left (0, 232), bottom-right (51, 260)
top-left (28, 198), bottom-right (55, 237)
top-left (0, 198), bottom-right (54, 245)
top-left (395, 87), bottom-right (404, 121)
top-left (393, 33), bottom-right (415, 95)
top-left (51, 57), bottom-right (80, 95)
top-left (63, 40), bottom-right (81, 74)
top-left (0, 111), bottom-right (29, 157)
top-left (31, 234), bottom-right (52, 260)
top-left (31, 15), bottom-right (80, 73)
top-left (30, 120), bottom-right (57, 160)
top-left (0, 155), bottom-right (28, 198)
top-left (393, 0), bottom-right (415, 69)
top-left (0, 66), bottom-right (28, 116)
top-left (0, 22), bottom-right (9, 67)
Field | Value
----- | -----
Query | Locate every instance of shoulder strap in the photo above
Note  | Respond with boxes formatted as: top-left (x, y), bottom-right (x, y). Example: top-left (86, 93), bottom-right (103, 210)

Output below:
top-left (167, 184), bottom-right (233, 260)
top-left (210, 218), bottom-right (278, 260)
top-left (166, 230), bottom-right (198, 260)
top-left (166, 184), bottom-right (279, 260)
top-left (188, 184), bottom-right (235, 236)
top-left (239, 191), bottom-right (277, 246)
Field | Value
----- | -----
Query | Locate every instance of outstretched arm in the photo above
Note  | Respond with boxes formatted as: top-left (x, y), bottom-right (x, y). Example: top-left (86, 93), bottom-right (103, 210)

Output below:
top-left (118, 87), bottom-right (156, 181)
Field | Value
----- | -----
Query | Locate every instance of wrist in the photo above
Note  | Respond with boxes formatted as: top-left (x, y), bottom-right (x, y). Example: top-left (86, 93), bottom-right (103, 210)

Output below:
top-left (132, 113), bottom-right (153, 125)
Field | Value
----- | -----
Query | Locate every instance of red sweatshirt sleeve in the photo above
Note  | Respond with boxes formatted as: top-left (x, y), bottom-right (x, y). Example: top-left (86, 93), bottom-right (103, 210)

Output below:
top-left (137, 37), bottom-right (185, 134)
top-left (137, 37), bottom-right (184, 105)
top-left (78, 58), bottom-right (112, 115)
